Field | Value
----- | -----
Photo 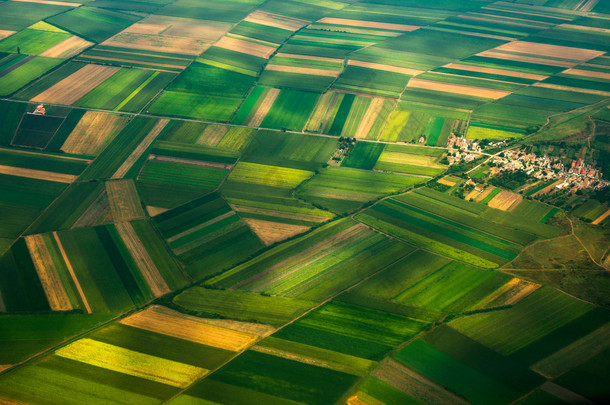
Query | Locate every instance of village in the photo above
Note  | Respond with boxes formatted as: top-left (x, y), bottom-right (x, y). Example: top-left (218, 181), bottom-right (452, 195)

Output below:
top-left (446, 134), bottom-right (609, 192)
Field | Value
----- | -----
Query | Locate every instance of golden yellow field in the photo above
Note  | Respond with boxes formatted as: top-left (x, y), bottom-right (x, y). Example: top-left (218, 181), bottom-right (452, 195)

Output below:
top-left (243, 218), bottom-right (309, 245)
top-left (39, 36), bottom-right (93, 58)
top-left (61, 111), bottom-right (128, 156)
top-left (24, 235), bottom-right (72, 311)
top-left (487, 190), bottom-right (522, 211)
top-left (120, 306), bottom-right (259, 351)
top-left (249, 88), bottom-right (280, 127)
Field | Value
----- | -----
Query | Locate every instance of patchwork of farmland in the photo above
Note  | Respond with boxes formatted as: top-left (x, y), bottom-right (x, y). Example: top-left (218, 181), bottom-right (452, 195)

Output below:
top-left (1, 0), bottom-right (609, 403)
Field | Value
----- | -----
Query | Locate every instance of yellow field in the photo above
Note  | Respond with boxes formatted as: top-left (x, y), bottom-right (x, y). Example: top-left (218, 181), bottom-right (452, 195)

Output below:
top-left (243, 218), bottom-right (309, 245)
top-left (120, 306), bottom-right (259, 351)
top-left (467, 125), bottom-right (521, 140)
top-left (25, 235), bottom-right (72, 311)
top-left (61, 111), bottom-right (128, 156)
top-left (216, 127), bottom-right (254, 151)
top-left (381, 110), bottom-right (410, 142)
top-left (592, 208), bottom-right (610, 225)
top-left (377, 152), bottom-right (444, 168)
top-left (437, 177), bottom-right (457, 187)
top-left (487, 190), bottom-right (522, 211)
top-left (227, 162), bottom-right (313, 188)
top-left (56, 338), bottom-right (208, 387)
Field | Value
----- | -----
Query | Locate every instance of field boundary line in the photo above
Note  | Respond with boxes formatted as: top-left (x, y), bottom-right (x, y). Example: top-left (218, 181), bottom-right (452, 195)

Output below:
top-left (52, 231), bottom-right (92, 313)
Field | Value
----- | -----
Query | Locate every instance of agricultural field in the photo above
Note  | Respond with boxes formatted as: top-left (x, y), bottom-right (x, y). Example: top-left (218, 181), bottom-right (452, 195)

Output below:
top-left (1, 0), bottom-right (610, 403)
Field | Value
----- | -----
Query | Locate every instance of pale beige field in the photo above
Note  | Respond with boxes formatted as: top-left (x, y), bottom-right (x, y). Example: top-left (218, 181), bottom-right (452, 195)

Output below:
top-left (487, 190), bottom-right (523, 211)
top-left (477, 50), bottom-right (576, 67)
top-left (12, 0), bottom-right (80, 6)
top-left (265, 64), bottom-right (340, 77)
top-left (103, 15), bottom-right (230, 55)
top-left (105, 180), bottom-right (146, 222)
top-left (0, 30), bottom-right (16, 40)
top-left (146, 206), bottom-right (168, 217)
top-left (443, 63), bottom-right (548, 81)
top-left (215, 36), bottom-right (275, 58)
top-left (408, 77), bottom-right (511, 99)
top-left (56, 338), bottom-right (208, 388)
top-left (112, 119), bottom-right (169, 179)
top-left (534, 82), bottom-right (610, 97)
top-left (305, 91), bottom-right (334, 132)
top-left (275, 53), bottom-right (343, 63)
top-left (25, 235), bottom-right (72, 311)
top-left (0, 165), bottom-right (77, 183)
top-left (244, 10), bottom-right (307, 31)
top-left (120, 305), bottom-right (259, 351)
top-left (62, 111), bottom-right (128, 156)
top-left (244, 218), bottom-right (309, 245)
top-left (52, 232), bottom-right (91, 313)
top-left (196, 124), bottom-right (228, 146)
top-left (115, 222), bottom-right (170, 297)
top-left (248, 88), bottom-right (280, 127)
top-left (355, 98), bottom-right (384, 139)
top-left (377, 152), bottom-right (444, 168)
top-left (494, 41), bottom-right (604, 61)
top-left (562, 68), bottom-right (610, 80)
top-left (317, 17), bottom-right (419, 31)
top-left (32, 65), bottom-right (120, 105)
top-left (195, 318), bottom-right (275, 337)
top-left (39, 36), bottom-right (93, 58)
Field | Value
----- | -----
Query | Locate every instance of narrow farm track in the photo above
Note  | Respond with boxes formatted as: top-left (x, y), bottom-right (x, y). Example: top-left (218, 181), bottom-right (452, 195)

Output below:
top-left (567, 216), bottom-right (607, 269)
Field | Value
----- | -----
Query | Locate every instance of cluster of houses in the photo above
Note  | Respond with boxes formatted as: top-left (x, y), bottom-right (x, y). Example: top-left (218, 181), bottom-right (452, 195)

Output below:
top-left (490, 150), bottom-right (608, 192)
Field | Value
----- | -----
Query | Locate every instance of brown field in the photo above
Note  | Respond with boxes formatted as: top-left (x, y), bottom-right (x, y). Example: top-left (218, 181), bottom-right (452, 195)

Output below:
top-left (494, 41), bottom-right (604, 61)
top-left (72, 192), bottom-right (112, 228)
top-left (148, 155), bottom-right (233, 170)
top-left (251, 345), bottom-right (364, 376)
top-left (443, 63), bottom-right (547, 81)
top-left (115, 222), bottom-right (170, 297)
top-left (474, 186), bottom-right (496, 202)
top-left (561, 23), bottom-right (610, 33)
top-left (305, 91), bottom-right (333, 132)
top-left (146, 206), bottom-right (168, 217)
top-left (61, 111), bottom-right (128, 156)
top-left (214, 36), bottom-right (275, 58)
top-left (103, 33), bottom-right (211, 56)
top-left (0, 165), bottom-right (77, 183)
top-left (52, 232), bottom-right (91, 314)
top-left (437, 177), bottom-right (457, 187)
top-left (231, 205), bottom-right (329, 223)
top-left (120, 305), bottom-right (259, 351)
top-left (477, 50), bottom-right (576, 67)
top-left (592, 208), bottom-right (610, 225)
top-left (196, 124), bottom-right (228, 146)
top-left (25, 234), bottom-right (72, 311)
top-left (316, 17), bottom-right (419, 31)
top-left (265, 64), bottom-right (340, 77)
top-left (534, 82), bottom-right (610, 97)
top-left (112, 119), bottom-right (169, 179)
top-left (105, 179), bottom-right (146, 222)
top-left (0, 30), bottom-right (16, 40)
top-left (244, 218), bottom-right (309, 245)
top-left (244, 10), bottom-right (307, 31)
top-left (373, 359), bottom-right (469, 405)
top-left (195, 318), bottom-right (275, 337)
top-left (487, 190), bottom-right (522, 211)
top-left (408, 77), bottom-right (511, 99)
top-left (563, 68), bottom-right (610, 80)
top-left (39, 36), bottom-right (93, 58)
top-left (32, 64), bottom-right (120, 105)
top-left (355, 98), bottom-right (384, 139)
top-left (275, 53), bottom-right (343, 63)
top-left (248, 88), bottom-right (280, 127)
